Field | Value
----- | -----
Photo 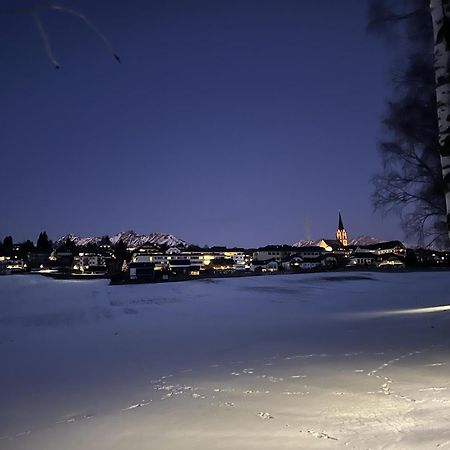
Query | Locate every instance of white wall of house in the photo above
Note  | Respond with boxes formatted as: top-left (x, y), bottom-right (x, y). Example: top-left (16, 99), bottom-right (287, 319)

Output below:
top-left (253, 251), bottom-right (290, 262)
top-left (166, 247), bottom-right (181, 254)
top-left (74, 253), bottom-right (106, 273)
top-left (132, 251), bottom-right (238, 270)
top-left (376, 247), bottom-right (406, 256)
top-left (282, 256), bottom-right (303, 270)
top-left (262, 261), bottom-right (279, 272)
top-left (348, 257), bottom-right (374, 266)
top-left (228, 252), bottom-right (246, 263)
top-left (300, 262), bottom-right (320, 270)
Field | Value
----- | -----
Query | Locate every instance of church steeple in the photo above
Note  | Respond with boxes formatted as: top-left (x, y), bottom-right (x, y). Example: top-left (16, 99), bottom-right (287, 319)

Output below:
top-left (338, 212), bottom-right (344, 231)
top-left (336, 212), bottom-right (348, 246)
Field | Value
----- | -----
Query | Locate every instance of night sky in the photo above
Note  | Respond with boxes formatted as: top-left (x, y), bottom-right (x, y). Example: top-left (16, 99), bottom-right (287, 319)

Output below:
top-left (0, 0), bottom-right (400, 247)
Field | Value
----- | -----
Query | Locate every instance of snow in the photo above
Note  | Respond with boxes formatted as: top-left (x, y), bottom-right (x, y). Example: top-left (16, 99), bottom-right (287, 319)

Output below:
top-left (1, 272), bottom-right (450, 449)
top-left (292, 235), bottom-right (380, 247)
top-left (55, 230), bottom-right (188, 249)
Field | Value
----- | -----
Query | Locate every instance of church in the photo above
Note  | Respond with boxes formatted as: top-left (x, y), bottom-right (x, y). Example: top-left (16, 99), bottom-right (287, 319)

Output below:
top-left (336, 212), bottom-right (348, 246)
top-left (318, 212), bottom-right (349, 252)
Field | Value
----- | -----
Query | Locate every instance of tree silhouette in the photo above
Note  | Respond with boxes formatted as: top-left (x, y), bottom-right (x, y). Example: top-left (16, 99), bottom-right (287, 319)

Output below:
top-left (62, 237), bottom-right (77, 253)
top-left (113, 240), bottom-right (129, 265)
top-left (430, 0), bottom-right (450, 240)
top-left (2, 236), bottom-right (13, 254)
top-left (369, 0), bottom-right (450, 248)
top-left (18, 240), bottom-right (35, 260)
top-left (36, 231), bottom-right (51, 251)
top-left (99, 235), bottom-right (111, 246)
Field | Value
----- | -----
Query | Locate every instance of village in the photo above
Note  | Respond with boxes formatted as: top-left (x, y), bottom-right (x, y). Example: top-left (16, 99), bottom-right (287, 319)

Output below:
top-left (0, 214), bottom-right (449, 283)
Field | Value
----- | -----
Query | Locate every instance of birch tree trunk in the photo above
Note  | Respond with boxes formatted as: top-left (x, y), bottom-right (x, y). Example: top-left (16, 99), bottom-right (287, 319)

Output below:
top-left (431, 0), bottom-right (450, 239)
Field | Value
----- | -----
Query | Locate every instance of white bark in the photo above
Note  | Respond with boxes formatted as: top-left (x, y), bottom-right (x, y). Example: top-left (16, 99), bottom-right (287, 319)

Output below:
top-left (431, 0), bottom-right (450, 238)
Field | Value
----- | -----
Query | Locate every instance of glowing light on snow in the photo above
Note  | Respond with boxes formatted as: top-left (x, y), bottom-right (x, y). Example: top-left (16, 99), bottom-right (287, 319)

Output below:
top-left (348, 304), bottom-right (450, 319)
top-left (395, 305), bottom-right (450, 314)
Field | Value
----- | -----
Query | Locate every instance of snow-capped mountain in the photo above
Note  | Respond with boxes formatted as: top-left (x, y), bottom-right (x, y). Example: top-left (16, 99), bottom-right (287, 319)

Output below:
top-left (108, 230), bottom-right (188, 248)
top-left (56, 230), bottom-right (188, 249)
top-left (348, 236), bottom-right (381, 246)
top-left (292, 236), bottom-right (381, 247)
top-left (292, 239), bottom-right (322, 247)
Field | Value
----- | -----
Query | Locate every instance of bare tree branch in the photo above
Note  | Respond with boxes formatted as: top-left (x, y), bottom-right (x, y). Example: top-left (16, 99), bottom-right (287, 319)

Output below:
top-left (32, 12), bottom-right (60, 69)
top-left (1, 1), bottom-right (121, 68)
top-left (369, 0), bottom-right (449, 248)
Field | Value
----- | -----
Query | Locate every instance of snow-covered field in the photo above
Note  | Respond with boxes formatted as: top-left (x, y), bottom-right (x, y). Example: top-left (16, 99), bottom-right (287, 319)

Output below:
top-left (1, 272), bottom-right (450, 449)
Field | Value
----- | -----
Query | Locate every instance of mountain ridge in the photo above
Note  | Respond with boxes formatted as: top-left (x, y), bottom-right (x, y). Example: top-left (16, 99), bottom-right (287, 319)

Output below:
top-left (55, 230), bottom-right (188, 249)
top-left (292, 235), bottom-right (381, 247)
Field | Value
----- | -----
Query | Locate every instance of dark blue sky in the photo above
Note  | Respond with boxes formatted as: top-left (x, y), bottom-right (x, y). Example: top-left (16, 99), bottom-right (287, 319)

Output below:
top-left (0, 0), bottom-right (400, 247)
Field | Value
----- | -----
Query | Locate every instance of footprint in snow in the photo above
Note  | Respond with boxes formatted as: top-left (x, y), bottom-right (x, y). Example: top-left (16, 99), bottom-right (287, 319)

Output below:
top-left (192, 393), bottom-right (207, 399)
top-left (282, 391), bottom-right (309, 396)
top-left (258, 412), bottom-right (274, 419)
top-left (419, 387), bottom-right (447, 392)
top-left (122, 401), bottom-right (151, 411)
top-left (56, 413), bottom-right (94, 424)
top-left (15, 431), bottom-right (31, 438)
top-left (267, 376), bottom-right (284, 383)
top-left (303, 430), bottom-right (338, 440)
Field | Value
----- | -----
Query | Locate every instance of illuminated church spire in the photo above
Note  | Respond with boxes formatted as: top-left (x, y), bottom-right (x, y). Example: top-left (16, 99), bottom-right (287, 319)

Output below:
top-left (336, 212), bottom-right (348, 246)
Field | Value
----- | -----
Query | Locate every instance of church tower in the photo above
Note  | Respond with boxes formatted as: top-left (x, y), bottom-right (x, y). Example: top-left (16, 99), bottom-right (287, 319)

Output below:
top-left (336, 212), bottom-right (348, 246)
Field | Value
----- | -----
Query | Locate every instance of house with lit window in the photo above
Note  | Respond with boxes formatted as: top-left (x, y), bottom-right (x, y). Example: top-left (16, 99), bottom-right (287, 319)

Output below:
top-left (166, 247), bottom-right (181, 255)
top-left (253, 246), bottom-right (293, 263)
top-left (368, 241), bottom-right (406, 256)
top-left (376, 253), bottom-right (406, 268)
top-left (136, 243), bottom-right (162, 254)
top-left (168, 259), bottom-right (192, 275)
top-left (299, 257), bottom-right (322, 270)
top-left (0, 258), bottom-right (26, 273)
top-left (319, 239), bottom-right (348, 253)
top-left (281, 254), bottom-right (304, 271)
top-left (129, 262), bottom-right (155, 280)
top-left (347, 252), bottom-right (376, 267)
top-left (294, 246), bottom-right (325, 259)
top-left (73, 253), bottom-right (107, 274)
top-left (131, 248), bottom-right (244, 271)
top-left (250, 259), bottom-right (279, 272)
top-left (210, 258), bottom-right (235, 274)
